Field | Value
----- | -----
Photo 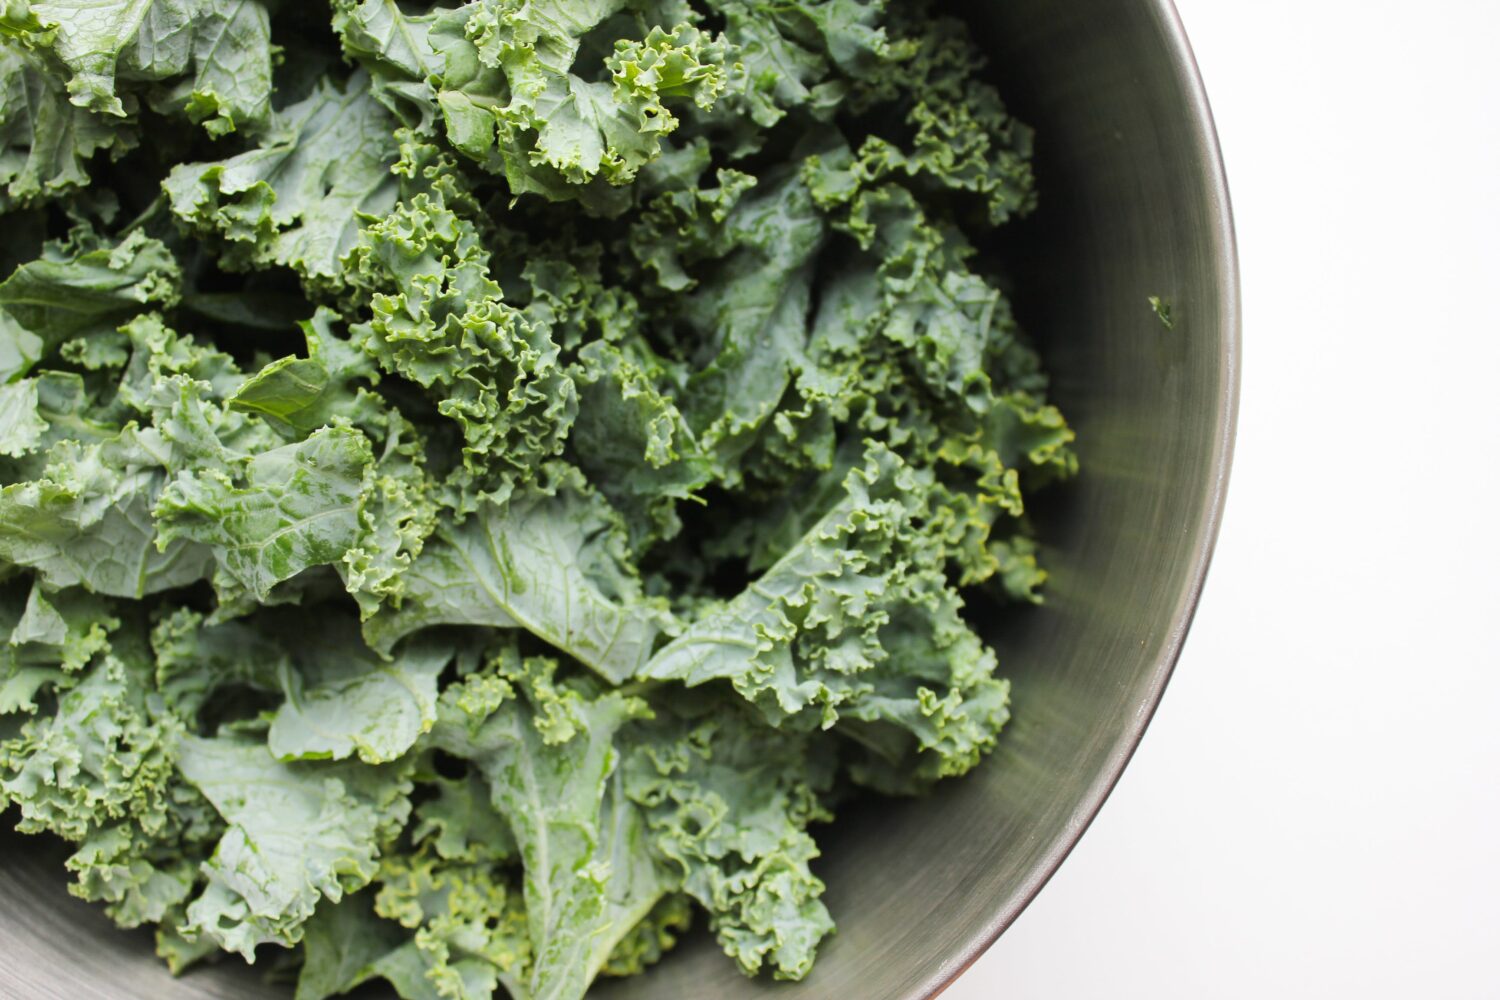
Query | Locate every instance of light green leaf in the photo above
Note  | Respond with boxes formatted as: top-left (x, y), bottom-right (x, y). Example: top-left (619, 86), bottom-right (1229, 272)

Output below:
top-left (344, 187), bottom-right (577, 482)
top-left (631, 169), bottom-right (827, 476)
top-left (409, 770), bottom-right (516, 864)
top-left (429, 1), bottom-right (730, 212)
top-left (154, 425), bottom-right (373, 603)
top-left (0, 227), bottom-right (181, 342)
top-left (178, 735), bottom-right (411, 959)
top-left (1, 651), bottom-right (176, 841)
top-left (0, 46), bottom-right (133, 212)
top-left (332, 0), bottom-right (445, 130)
top-left (643, 445), bottom-right (1012, 785)
top-left (65, 822), bottom-right (198, 929)
top-left (623, 704), bottom-right (836, 979)
top-left (269, 631), bottom-right (453, 764)
top-left (228, 307), bottom-right (383, 439)
top-left (294, 891), bottom-right (408, 1000)
top-left (9, 581), bottom-right (116, 671)
top-left (9, 581), bottom-right (66, 646)
top-left (364, 471), bottom-right (667, 684)
top-left (149, 604), bottom-right (284, 718)
top-left (433, 655), bottom-right (664, 1000)
top-left (0, 377), bottom-right (48, 457)
top-left (163, 72), bottom-right (400, 282)
top-left (6, 0), bottom-right (155, 117)
top-left (371, 848), bottom-right (530, 1000)
top-left (0, 435), bottom-right (215, 598)
top-left (0, 310), bottom-right (44, 383)
top-left (569, 340), bottom-right (711, 546)
top-left (145, 0), bottom-right (274, 137)
top-left (0, 581), bottom-right (116, 712)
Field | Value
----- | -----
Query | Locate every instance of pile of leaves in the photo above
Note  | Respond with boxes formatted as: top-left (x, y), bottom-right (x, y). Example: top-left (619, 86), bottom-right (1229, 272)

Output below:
top-left (0, 0), bottom-right (1076, 997)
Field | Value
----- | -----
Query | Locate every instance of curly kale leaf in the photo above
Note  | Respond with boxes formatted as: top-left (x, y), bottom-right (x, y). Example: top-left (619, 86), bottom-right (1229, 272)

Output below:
top-left (644, 445), bottom-right (1012, 786)
top-left (429, 1), bottom-right (732, 214)
top-left (568, 339), bottom-right (711, 547)
top-left (294, 891), bottom-right (411, 1000)
top-left (432, 653), bottom-right (668, 1000)
top-left (269, 625), bottom-right (454, 765)
top-left (1, 0), bottom-right (273, 135)
top-left (626, 166), bottom-right (827, 479)
top-left (149, 604), bottom-right (285, 719)
top-left (844, 10), bottom-right (1036, 223)
top-left (364, 469), bottom-right (669, 684)
top-left (154, 424), bottom-right (375, 604)
top-left (129, 0), bottom-right (275, 137)
top-left (1, 582), bottom-right (117, 714)
top-left (332, 0), bottom-right (446, 132)
top-left (0, 432), bottom-right (216, 598)
top-left (623, 702), bottom-right (836, 979)
top-left (177, 735), bottom-right (413, 959)
top-left (0, 227), bottom-right (180, 343)
top-left (344, 189), bottom-right (577, 484)
top-left (1, 645), bottom-right (177, 843)
top-left (0, 0), bottom-right (156, 117)
top-left (0, 0), bottom-right (1073, 994)
top-left (0, 46), bottom-right (134, 213)
top-left (0, 377), bottom-right (48, 458)
top-left (164, 72), bottom-right (401, 283)
top-left (227, 308), bottom-right (386, 440)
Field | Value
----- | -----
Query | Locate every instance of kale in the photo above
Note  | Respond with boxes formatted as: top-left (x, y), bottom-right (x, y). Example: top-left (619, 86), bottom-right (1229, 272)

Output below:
top-left (0, 1), bottom-right (1075, 997)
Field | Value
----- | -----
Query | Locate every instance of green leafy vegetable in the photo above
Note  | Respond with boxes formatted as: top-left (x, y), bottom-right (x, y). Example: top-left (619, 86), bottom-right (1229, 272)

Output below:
top-left (1149, 294), bottom-right (1175, 330)
top-left (0, 1), bottom-right (1076, 998)
top-left (269, 625), bottom-right (455, 765)
top-left (164, 72), bottom-right (401, 282)
top-left (176, 735), bottom-right (413, 958)
top-left (0, 227), bottom-right (180, 342)
top-left (0, 45), bottom-right (134, 212)
top-left (622, 696), bottom-right (837, 979)
top-left (154, 423), bottom-right (375, 604)
top-left (431, 653), bottom-right (664, 1000)
top-left (362, 470), bottom-right (668, 683)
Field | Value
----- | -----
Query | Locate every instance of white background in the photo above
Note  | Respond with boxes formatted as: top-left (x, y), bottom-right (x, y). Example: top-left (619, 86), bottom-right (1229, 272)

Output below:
top-left (950, 1), bottom-right (1500, 997)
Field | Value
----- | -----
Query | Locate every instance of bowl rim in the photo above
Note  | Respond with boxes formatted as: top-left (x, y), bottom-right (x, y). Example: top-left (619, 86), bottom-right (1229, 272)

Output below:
top-left (926, 1), bottom-right (1242, 994)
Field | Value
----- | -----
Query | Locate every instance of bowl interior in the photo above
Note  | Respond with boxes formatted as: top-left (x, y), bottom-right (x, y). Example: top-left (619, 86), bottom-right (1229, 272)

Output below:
top-left (0, 1), bottom-right (1237, 997)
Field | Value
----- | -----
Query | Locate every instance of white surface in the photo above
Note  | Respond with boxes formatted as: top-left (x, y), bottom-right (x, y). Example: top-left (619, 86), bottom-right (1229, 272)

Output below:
top-left (949, 1), bottom-right (1500, 997)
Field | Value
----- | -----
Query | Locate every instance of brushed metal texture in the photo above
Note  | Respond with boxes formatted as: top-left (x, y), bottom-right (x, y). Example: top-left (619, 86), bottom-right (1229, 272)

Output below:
top-left (0, 0), bottom-right (1239, 996)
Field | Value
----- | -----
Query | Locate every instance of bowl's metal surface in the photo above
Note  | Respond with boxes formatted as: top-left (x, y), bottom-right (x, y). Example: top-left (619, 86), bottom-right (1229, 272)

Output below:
top-left (0, 0), bottom-right (1238, 996)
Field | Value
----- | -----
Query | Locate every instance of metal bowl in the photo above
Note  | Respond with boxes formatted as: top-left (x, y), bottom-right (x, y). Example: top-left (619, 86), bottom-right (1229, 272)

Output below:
top-left (0, 0), bottom-right (1238, 996)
